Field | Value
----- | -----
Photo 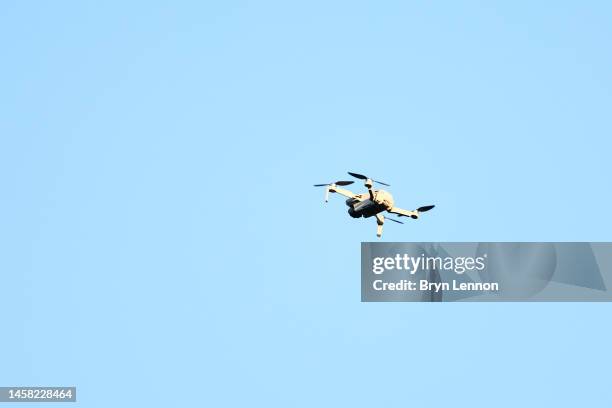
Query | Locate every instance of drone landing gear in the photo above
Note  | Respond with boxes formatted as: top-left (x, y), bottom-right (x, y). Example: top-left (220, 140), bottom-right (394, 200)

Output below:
top-left (375, 213), bottom-right (384, 238)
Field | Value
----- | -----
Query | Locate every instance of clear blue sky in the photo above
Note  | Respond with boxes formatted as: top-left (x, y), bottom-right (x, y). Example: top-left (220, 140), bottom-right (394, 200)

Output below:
top-left (1, 1), bottom-right (611, 406)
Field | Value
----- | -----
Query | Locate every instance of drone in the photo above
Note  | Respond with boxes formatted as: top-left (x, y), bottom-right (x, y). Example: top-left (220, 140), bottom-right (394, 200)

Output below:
top-left (314, 172), bottom-right (435, 238)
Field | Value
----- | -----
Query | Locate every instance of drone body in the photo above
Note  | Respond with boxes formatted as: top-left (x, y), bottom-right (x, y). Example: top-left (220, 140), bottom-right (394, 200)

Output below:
top-left (314, 172), bottom-right (435, 238)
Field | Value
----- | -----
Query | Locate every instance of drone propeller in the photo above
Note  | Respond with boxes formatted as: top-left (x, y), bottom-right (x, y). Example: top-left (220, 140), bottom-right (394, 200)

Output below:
top-left (383, 216), bottom-right (404, 224)
top-left (313, 181), bottom-right (354, 187)
top-left (347, 171), bottom-right (390, 186)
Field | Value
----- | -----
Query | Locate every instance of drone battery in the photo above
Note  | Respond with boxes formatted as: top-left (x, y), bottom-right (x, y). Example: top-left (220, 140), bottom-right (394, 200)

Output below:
top-left (353, 200), bottom-right (375, 212)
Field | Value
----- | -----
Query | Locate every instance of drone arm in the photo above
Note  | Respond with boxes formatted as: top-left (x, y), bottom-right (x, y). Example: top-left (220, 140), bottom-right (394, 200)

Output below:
top-left (367, 187), bottom-right (374, 200)
top-left (375, 213), bottom-right (384, 238)
top-left (364, 178), bottom-right (375, 200)
top-left (328, 185), bottom-right (358, 200)
top-left (388, 207), bottom-right (420, 219)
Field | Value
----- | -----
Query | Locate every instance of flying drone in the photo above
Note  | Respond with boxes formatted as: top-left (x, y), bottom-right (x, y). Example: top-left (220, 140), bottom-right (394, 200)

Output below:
top-left (314, 172), bottom-right (435, 238)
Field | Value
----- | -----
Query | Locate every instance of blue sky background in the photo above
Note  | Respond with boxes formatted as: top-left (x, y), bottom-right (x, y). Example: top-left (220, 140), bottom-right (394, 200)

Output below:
top-left (1, 1), bottom-right (612, 406)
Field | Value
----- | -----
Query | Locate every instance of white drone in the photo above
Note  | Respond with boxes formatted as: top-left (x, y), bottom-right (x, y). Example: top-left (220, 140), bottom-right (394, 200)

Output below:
top-left (314, 172), bottom-right (435, 237)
